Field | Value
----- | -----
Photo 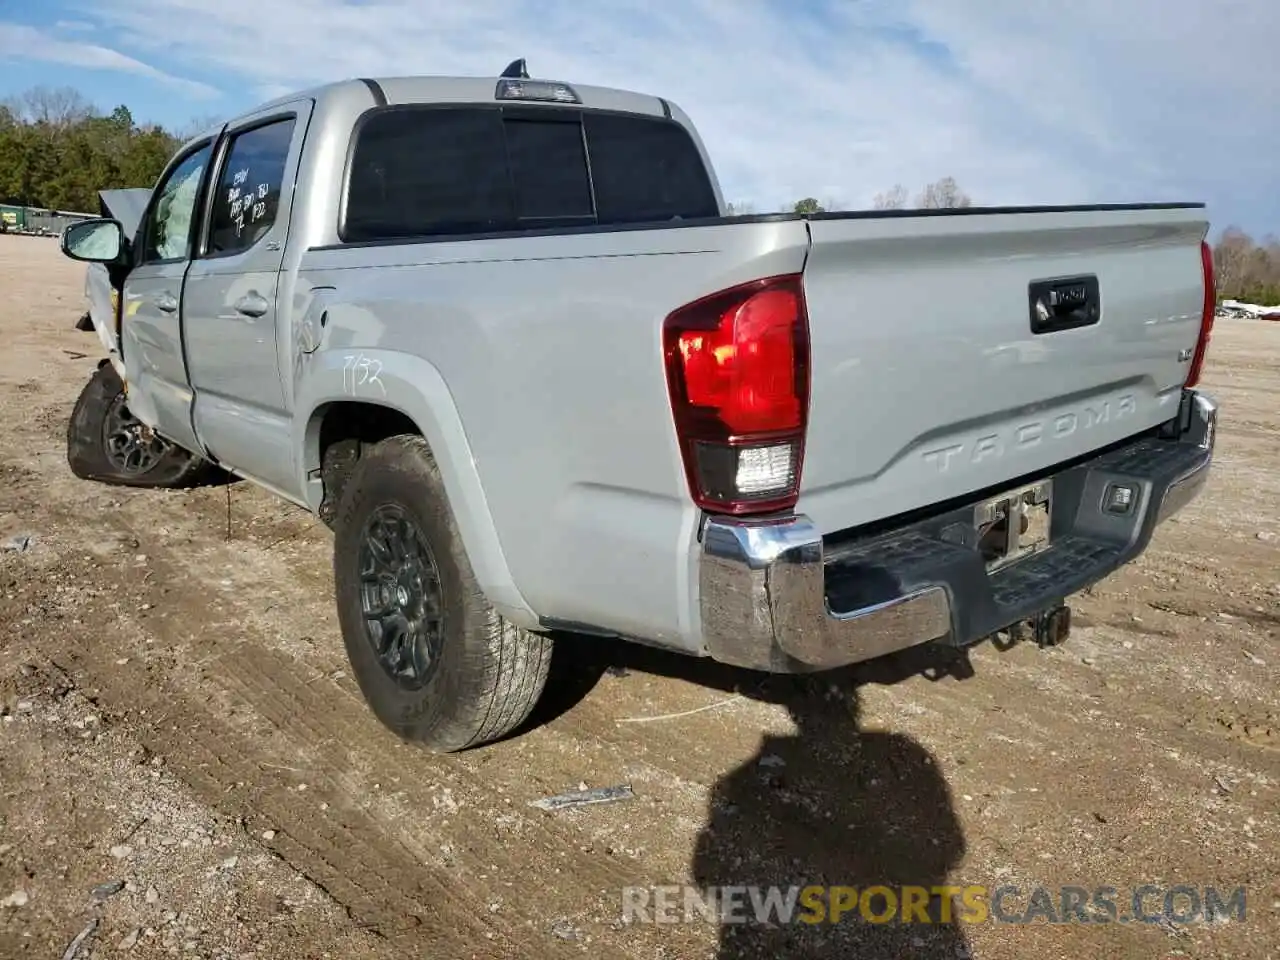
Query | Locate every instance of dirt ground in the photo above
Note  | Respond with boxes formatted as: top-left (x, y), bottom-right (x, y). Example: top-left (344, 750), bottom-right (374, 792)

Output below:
top-left (0, 233), bottom-right (1276, 960)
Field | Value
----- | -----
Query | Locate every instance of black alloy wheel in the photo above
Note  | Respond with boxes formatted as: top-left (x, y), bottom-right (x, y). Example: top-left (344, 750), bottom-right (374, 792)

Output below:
top-left (356, 502), bottom-right (445, 690)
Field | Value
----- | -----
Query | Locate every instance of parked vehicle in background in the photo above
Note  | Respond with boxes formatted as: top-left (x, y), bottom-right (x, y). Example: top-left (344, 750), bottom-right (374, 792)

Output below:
top-left (56, 62), bottom-right (1219, 751)
top-left (1218, 298), bottom-right (1280, 321)
top-left (1, 206), bottom-right (23, 231)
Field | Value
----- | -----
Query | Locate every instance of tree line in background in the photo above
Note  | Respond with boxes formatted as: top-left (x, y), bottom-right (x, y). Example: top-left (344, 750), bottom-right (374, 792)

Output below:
top-left (870, 177), bottom-right (974, 211)
top-left (3, 86), bottom-right (1277, 305)
top-left (727, 177), bottom-right (976, 217)
top-left (775, 180), bottom-right (1278, 306)
top-left (0, 86), bottom-right (209, 216)
top-left (1212, 228), bottom-right (1280, 306)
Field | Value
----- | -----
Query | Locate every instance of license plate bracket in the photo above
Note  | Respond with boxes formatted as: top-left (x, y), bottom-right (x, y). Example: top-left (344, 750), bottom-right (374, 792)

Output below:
top-left (974, 479), bottom-right (1052, 572)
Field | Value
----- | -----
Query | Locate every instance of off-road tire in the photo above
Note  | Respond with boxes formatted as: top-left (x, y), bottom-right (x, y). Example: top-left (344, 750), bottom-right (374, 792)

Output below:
top-left (66, 363), bottom-right (215, 488)
top-left (332, 433), bottom-right (553, 752)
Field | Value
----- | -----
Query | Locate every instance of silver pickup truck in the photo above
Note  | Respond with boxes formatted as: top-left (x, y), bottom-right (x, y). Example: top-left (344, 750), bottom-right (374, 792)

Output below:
top-left (58, 63), bottom-right (1219, 751)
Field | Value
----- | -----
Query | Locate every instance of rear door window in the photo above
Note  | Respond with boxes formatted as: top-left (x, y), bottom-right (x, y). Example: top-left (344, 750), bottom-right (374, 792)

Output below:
top-left (207, 117), bottom-right (297, 255)
top-left (343, 106), bottom-right (718, 242)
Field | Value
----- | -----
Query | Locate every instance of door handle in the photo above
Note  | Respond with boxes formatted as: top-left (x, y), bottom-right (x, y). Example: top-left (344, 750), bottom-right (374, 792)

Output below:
top-left (154, 292), bottom-right (178, 313)
top-left (233, 292), bottom-right (269, 318)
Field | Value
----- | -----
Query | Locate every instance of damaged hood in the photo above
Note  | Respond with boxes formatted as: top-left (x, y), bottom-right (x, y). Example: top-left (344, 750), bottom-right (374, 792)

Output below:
top-left (97, 188), bottom-right (153, 240)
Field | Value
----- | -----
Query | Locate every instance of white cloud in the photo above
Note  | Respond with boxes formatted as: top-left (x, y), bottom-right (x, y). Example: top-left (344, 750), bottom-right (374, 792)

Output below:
top-left (897, 1), bottom-right (1279, 208)
top-left (9, 0), bottom-right (1280, 230)
top-left (0, 22), bottom-right (220, 100)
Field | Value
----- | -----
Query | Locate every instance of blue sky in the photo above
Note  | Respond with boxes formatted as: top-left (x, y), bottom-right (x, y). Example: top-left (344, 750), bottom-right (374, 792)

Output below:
top-left (2, 0), bottom-right (1276, 237)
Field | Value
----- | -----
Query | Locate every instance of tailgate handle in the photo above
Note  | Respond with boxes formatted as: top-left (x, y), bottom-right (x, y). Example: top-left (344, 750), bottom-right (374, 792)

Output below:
top-left (1028, 275), bottom-right (1100, 334)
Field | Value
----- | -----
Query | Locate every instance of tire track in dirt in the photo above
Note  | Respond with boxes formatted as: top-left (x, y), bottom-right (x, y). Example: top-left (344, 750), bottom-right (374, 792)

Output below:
top-left (31, 568), bottom-right (531, 954)
top-left (2, 381), bottom-right (770, 955)
top-left (1, 456), bottom-right (718, 958)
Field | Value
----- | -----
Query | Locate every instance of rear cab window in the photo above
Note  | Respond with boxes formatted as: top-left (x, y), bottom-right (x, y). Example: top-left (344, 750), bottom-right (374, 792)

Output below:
top-left (342, 105), bottom-right (719, 242)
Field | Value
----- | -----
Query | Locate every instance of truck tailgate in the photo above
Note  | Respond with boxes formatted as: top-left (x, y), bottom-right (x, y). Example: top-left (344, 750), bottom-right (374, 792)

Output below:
top-left (798, 205), bottom-right (1209, 535)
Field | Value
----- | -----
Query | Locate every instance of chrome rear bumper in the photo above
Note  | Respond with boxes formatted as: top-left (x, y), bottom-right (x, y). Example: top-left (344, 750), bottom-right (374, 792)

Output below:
top-left (698, 390), bottom-right (1217, 672)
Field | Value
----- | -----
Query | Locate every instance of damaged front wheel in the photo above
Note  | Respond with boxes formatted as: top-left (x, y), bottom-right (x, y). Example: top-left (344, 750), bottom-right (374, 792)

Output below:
top-left (66, 363), bottom-right (214, 488)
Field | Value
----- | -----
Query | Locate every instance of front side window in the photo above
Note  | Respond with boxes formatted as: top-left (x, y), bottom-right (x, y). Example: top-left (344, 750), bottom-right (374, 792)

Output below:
top-left (207, 117), bottom-right (297, 255)
top-left (142, 143), bottom-right (213, 263)
top-left (342, 106), bottom-right (718, 243)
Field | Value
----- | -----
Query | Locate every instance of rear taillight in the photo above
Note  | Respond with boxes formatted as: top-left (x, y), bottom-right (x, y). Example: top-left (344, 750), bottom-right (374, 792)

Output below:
top-left (663, 274), bottom-right (810, 515)
top-left (1186, 239), bottom-right (1216, 387)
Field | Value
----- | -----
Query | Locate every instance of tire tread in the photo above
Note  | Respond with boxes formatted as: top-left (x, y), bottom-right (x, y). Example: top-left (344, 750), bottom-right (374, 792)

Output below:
top-left (333, 434), bottom-right (551, 752)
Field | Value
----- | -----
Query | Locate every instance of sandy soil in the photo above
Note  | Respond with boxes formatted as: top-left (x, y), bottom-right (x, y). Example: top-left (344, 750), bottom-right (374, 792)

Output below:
top-left (1, 233), bottom-right (1277, 959)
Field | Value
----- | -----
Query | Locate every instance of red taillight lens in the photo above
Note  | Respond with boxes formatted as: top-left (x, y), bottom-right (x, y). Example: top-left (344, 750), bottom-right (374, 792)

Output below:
top-left (1186, 239), bottom-right (1216, 388)
top-left (663, 274), bottom-right (810, 515)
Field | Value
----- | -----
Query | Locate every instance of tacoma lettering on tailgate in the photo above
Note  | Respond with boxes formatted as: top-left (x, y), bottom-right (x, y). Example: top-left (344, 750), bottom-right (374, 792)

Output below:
top-left (921, 393), bottom-right (1137, 474)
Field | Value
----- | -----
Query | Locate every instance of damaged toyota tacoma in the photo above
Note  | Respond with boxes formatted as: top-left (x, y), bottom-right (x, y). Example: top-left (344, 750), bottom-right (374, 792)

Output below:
top-left (58, 62), bottom-right (1219, 751)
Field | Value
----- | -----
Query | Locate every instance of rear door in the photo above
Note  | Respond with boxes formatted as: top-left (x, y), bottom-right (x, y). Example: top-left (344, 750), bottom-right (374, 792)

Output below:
top-left (183, 100), bottom-right (312, 496)
top-left (119, 139), bottom-right (217, 455)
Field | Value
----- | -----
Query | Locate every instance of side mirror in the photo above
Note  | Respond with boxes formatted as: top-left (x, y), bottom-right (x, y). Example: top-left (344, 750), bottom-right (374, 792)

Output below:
top-left (60, 219), bottom-right (125, 264)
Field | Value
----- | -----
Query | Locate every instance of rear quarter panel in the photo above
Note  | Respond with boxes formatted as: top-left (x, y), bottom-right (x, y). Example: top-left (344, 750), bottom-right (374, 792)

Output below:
top-left (295, 220), bottom-right (809, 648)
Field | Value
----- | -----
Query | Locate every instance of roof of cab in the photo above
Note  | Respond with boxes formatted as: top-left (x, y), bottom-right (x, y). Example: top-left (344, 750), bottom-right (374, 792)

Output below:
top-left (252, 74), bottom-right (669, 119)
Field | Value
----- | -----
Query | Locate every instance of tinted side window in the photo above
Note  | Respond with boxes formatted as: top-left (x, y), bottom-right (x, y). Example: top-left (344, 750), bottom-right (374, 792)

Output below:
top-left (345, 108), bottom-right (511, 242)
top-left (142, 143), bottom-right (213, 263)
top-left (207, 118), bottom-right (296, 255)
top-left (585, 114), bottom-right (719, 225)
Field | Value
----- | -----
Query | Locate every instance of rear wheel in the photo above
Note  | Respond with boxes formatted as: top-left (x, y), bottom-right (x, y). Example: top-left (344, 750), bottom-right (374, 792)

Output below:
top-left (332, 434), bottom-right (552, 752)
top-left (66, 363), bottom-right (214, 488)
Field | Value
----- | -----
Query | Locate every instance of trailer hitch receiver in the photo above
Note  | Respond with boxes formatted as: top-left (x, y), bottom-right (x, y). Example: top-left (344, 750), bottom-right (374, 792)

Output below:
top-left (1032, 603), bottom-right (1072, 648)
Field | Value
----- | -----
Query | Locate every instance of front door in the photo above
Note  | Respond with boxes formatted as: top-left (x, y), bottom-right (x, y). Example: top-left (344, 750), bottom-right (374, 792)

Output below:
top-left (119, 139), bottom-right (216, 455)
top-left (182, 101), bottom-right (312, 496)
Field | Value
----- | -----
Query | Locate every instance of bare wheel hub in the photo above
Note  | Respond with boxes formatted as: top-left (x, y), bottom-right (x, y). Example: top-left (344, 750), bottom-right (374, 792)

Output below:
top-left (102, 392), bottom-right (171, 475)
